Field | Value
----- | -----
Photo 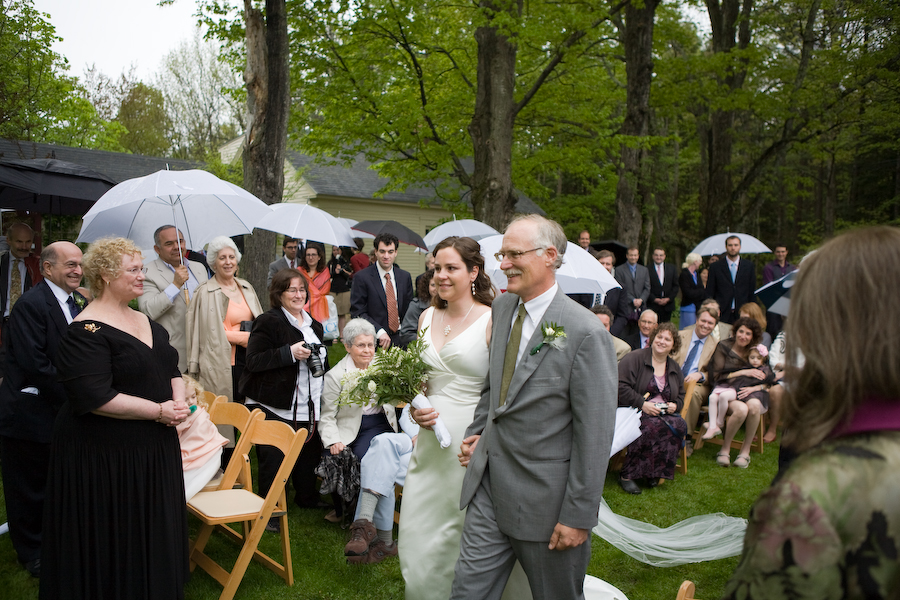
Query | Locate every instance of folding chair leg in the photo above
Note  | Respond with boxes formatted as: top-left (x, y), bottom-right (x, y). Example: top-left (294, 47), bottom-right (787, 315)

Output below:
top-left (220, 519), bottom-right (269, 600)
top-left (189, 523), bottom-right (216, 572)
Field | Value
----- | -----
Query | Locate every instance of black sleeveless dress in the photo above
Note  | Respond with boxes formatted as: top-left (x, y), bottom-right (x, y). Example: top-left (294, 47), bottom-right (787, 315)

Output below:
top-left (40, 319), bottom-right (189, 600)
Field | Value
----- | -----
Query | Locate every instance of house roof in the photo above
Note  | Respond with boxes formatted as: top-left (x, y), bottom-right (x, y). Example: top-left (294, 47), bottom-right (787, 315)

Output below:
top-left (286, 150), bottom-right (545, 215)
top-left (0, 139), bottom-right (200, 184)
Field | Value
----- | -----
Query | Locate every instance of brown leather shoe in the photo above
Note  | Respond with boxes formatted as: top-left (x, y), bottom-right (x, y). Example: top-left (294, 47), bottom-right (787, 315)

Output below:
top-left (347, 539), bottom-right (398, 565)
top-left (344, 519), bottom-right (377, 556)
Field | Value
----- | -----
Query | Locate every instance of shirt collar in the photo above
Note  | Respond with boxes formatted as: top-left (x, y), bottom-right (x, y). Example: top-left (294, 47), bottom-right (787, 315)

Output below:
top-left (521, 282), bottom-right (558, 327)
top-left (45, 278), bottom-right (72, 305)
top-left (281, 306), bottom-right (311, 330)
top-left (376, 262), bottom-right (394, 279)
top-left (727, 256), bottom-right (740, 267)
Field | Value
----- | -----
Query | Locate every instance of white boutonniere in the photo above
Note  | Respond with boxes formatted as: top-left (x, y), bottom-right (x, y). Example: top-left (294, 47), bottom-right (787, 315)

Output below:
top-left (530, 322), bottom-right (567, 355)
top-left (74, 294), bottom-right (86, 309)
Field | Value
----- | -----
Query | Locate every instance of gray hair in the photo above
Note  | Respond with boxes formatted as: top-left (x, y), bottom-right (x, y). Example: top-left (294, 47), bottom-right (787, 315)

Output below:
top-left (153, 224), bottom-right (176, 247)
top-left (342, 318), bottom-right (376, 347)
top-left (206, 236), bottom-right (242, 270)
top-left (682, 252), bottom-right (702, 269)
top-left (508, 214), bottom-right (566, 270)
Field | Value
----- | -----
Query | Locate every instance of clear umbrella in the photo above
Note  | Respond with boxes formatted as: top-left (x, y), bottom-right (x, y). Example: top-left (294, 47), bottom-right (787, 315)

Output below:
top-left (690, 232), bottom-right (771, 256)
top-left (77, 169), bottom-right (272, 253)
top-left (423, 218), bottom-right (500, 250)
top-left (254, 203), bottom-right (356, 247)
top-left (479, 235), bottom-right (620, 294)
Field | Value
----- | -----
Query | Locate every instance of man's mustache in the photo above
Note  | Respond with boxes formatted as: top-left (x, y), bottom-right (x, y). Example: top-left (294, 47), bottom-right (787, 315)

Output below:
top-left (503, 269), bottom-right (523, 278)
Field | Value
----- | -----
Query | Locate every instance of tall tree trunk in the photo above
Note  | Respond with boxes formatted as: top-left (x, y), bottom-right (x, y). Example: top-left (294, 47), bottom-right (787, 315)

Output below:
top-left (242, 0), bottom-right (290, 309)
top-left (614, 0), bottom-right (660, 246)
top-left (701, 0), bottom-right (753, 234)
top-left (468, 0), bottom-right (523, 231)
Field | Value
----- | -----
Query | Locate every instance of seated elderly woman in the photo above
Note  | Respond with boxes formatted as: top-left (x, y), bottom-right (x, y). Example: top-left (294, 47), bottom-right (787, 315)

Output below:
top-left (706, 316), bottom-right (766, 468)
top-left (617, 321), bottom-right (687, 494)
top-left (320, 318), bottom-right (399, 520)
top-left (724, 226), bottom-right (900, 599)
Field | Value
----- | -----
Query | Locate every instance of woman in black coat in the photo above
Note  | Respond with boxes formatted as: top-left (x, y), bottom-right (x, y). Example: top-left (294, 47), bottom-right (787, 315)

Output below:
top-left (617, 322), bottom-right (687, 494)
top-left (239, 268), bottom-right (330, 516)
top-left (678, 252), bottom-right (707, 328)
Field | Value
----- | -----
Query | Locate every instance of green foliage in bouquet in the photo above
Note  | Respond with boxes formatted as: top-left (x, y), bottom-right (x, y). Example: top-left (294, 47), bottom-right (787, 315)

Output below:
top-left (337, 328), bottom-right (431, 408)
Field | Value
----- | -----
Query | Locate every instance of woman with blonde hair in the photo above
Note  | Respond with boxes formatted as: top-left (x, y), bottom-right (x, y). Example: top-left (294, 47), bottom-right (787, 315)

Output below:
top-left (724, 226), bottom-right (900, 599)
top-left (679, 252), bottom-right (706, 327)
top-left (41, 237), bottom-right (191, 599)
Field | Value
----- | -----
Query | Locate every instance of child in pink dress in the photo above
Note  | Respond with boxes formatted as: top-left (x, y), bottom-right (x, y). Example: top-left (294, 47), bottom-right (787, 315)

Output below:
top-left (176, 375), bottom-right (228, 500)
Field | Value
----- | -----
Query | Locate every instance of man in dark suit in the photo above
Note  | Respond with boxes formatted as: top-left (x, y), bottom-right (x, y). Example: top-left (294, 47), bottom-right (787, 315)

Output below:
top-left (0, 222), bottom-right (43, 376)
top-left (350, 233), bottom-right (413, 348)
top-left (648, 247), bottom-right (679, 322)
top-left (622, 309), bottom-right (658, 350)
top-left (0, 241), bottom-right (84, 578)
top-left (597, 251), bottom-right (628, 336)
top-left (706, 235), bottom-right (756, 324)
top-left (613, 246), bottom-right (650, 335)
top-left (450, 215), bottom-right (616, 599)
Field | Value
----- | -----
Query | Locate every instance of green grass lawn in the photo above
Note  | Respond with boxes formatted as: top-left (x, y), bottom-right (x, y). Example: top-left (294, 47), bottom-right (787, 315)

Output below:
top-left (0, 344), bottom-right (774, 599)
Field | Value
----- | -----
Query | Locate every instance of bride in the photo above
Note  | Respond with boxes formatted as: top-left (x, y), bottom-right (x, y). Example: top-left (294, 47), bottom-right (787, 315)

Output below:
top-left (399, 236), bottom-right (532, 600)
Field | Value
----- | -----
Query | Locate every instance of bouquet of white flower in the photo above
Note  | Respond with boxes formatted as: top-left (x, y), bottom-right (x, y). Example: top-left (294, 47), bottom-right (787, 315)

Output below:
top-left (337, 329), bottom-right (431, 408)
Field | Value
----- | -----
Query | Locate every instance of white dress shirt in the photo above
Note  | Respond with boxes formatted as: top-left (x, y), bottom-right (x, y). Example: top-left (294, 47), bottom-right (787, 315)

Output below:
top-left (510, 283), bottom-right (559, 367)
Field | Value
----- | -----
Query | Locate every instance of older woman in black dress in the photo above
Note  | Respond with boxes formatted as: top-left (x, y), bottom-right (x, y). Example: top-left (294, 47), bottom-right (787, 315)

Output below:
top-left (41, 237), bottom-right (191, 600)
top-left (617, 322), bottom-right (687, 494)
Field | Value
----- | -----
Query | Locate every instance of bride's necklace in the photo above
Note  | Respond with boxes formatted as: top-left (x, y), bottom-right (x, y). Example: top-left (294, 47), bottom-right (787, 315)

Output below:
top-left (441, 303), bottom-right (475, 336)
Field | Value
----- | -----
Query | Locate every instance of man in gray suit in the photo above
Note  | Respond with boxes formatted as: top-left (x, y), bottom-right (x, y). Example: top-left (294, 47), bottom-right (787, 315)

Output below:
top-left (449, 215), bottom-right (617, 600)
top-left (613, 246), bottom-right (650, 334)
top-left (138, 225), bottom-right (209, 372)
top-left (266, 237), bottom-right (300, 288)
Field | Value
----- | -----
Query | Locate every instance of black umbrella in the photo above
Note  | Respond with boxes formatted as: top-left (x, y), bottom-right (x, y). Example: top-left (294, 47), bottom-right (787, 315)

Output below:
top-left (590, 240), bottom-right (628, 266)
top-left (351, 219), bottom-right (427, 250)
top-left (0, 158), bottom-right (118, 215)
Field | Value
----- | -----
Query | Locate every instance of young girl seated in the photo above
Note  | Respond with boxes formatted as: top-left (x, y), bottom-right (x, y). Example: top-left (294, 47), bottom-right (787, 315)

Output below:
top-left (703, 345), bottom-right (776, 439)
top-left (177, 375), bottom-right (229, 500)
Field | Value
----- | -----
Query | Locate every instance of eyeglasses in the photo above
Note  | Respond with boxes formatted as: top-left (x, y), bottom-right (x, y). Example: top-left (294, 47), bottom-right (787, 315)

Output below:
top-left (124, 267), bottom-right (148, 275)
top-left (283, 287), bottom-right (307, 295)
top-left (493, 248), bottom-right (543, 262)
top-left (352, 342), bottom-right (376, 350)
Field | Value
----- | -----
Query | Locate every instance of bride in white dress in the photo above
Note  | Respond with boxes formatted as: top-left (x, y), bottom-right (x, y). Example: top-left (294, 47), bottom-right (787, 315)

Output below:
top-left (399, 236), bottom-right (533, 600)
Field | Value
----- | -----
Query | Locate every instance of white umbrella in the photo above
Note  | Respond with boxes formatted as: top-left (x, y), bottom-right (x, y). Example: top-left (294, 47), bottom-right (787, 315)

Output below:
top-left (77, 169), bottom-right (272, 253)
top-left (338, 217), bottom-right (374, 240)
top-left (479, 235), bottom-right (621, 295)
top-left (690, 232), bottom-right (771, 256)
top-left (255, 203), bottom-right (356, 247)
top-left (423, 218), bottom-right (500, 250)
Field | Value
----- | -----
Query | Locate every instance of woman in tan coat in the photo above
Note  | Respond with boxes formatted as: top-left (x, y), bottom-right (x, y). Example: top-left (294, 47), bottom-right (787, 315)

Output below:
top-left (186, 236), bottom-right (262, 444)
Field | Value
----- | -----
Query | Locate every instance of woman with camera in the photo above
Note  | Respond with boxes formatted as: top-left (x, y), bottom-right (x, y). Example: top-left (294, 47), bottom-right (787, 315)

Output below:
top-left (239, 268), bottom-right (330, 523)
top-left (616, 321), bottom-right (687, 494)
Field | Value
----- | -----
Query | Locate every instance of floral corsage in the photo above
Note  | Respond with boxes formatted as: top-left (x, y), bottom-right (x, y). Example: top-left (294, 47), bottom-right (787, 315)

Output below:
top-left (530, 322), bottom-right (567, 355)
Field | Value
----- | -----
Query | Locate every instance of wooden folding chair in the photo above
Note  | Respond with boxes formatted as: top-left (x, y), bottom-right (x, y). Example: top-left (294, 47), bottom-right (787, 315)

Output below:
top-left (188, 417), bottom-right (309, 600)
top-left (693, 403), bottom-right (765, 455)
top-left (676, 580), bottom-right (700, 600)
top-left (204, 399), bottom-right (262, 493)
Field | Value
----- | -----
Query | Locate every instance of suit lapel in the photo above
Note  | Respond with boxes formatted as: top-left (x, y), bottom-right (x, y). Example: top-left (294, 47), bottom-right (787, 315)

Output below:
top-left (40, 283), bottom-right (69, 333)
top-left (495, 289), bottom-right (567, 414)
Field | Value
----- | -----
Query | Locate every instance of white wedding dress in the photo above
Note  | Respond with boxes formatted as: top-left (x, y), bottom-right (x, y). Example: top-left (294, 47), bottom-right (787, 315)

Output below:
top-left (398, 308), bottom-right (629, 600)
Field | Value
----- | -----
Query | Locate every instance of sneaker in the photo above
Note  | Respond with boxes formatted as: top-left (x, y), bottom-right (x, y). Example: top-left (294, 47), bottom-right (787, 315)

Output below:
top-left (344, 519), bottom-right (377, 556)
top-left (347, 539), bottom-right (398, 565)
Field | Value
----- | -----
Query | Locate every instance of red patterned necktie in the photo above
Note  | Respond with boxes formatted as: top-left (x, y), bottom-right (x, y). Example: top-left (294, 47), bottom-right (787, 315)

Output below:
top-left (385, 272), bottom-right (400, 332)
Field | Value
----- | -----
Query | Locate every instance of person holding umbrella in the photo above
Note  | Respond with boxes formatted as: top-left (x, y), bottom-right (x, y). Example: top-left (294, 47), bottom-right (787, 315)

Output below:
top-left (139, 225), bottom-right (209, 372)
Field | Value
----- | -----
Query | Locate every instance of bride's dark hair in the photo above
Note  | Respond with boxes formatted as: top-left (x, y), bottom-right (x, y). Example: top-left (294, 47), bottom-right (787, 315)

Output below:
top-left (430, 236), bottom-right (495, 309)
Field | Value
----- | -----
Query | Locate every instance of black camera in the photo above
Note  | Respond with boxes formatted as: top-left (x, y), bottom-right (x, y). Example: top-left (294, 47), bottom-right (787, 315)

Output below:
top-left (304, 342), bottom-right (326, 378)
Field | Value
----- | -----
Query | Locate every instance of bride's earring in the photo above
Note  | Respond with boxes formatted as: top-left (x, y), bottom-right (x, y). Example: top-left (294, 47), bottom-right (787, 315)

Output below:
top-left (471, 281), bottom-right (476, 296)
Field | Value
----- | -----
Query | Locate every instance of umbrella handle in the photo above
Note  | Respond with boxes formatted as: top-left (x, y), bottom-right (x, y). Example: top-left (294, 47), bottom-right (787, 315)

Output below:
top-left (183, 288), bottom-right (190, 305)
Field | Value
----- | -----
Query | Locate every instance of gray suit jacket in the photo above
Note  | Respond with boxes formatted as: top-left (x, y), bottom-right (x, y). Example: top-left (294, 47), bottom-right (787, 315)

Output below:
top-left (267, 255), bottom-right (296, 288)
top-left (138, 258), bottom-right (209, 372)
top-left (459, 288), bottom-right (617, 541)
top-left (614, 263), bottom-right (650, 309)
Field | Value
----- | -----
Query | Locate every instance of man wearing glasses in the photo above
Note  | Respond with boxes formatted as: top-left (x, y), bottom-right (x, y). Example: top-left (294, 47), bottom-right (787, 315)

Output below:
top-left (451, 215), bottom-right (616, 600)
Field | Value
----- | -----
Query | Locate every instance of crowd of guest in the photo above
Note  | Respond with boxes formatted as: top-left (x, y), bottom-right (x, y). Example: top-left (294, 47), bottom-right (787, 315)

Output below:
top-left (7, 214), bottom-right (889, 600)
